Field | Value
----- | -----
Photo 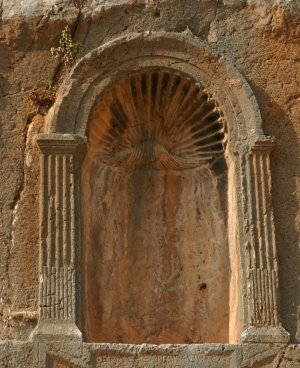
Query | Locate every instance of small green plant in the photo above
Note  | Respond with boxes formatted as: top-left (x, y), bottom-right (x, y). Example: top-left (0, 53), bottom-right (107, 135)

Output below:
top-left (51, 26), bottom-right (82, 69)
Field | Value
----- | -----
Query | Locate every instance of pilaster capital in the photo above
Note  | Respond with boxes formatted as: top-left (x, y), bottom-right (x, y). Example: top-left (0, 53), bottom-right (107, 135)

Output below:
top-left (37, 133), bottom-right (87, 156)
top-left (250, 135), bottom-right (275, 154)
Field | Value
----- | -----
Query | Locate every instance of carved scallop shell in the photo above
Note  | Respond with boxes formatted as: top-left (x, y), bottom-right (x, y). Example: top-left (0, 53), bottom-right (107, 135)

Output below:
top-left (89, 69), bottom-right (227, 170)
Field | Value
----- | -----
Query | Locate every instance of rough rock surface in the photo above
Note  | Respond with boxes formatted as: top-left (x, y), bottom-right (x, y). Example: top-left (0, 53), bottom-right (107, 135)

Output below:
top-left (0, 0), bottom-right (300, 367)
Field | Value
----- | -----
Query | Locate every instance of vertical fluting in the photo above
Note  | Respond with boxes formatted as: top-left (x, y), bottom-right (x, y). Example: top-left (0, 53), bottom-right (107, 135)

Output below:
top-left (245, 155), bottom-right (257, 325)
top-left (63, 155), bottom-right (69, 266)
top-left (252, 154), bottom-right (263, 269)
top-left (266, 156), bottom-right (278, 275)
top-left (40, 154), bottom-right (47, 318)
top-left (45, 266), bottom-right (50, 318)
top-left (70, 155), bottom-right (76, 268)
top-left (55, 156), bottom-right (60, 318)
top-left (64, 266), bottom-right (68, 320)
top-left (72, 267), bottom-right (75, 320)
top-left (247, 148), bottom-right (280, 327)
top-left (55, 155), bottom-right (60, 268)
top-left (38, 135), bottom-right (85, 323)
top-left (46, 154), bottom-right (53, 317)
top-left (40, 154), bottom-right (48, 267)
top-left (272, 269), bottom-right (279, 325)
top-left (260, 155), bottom-right (271, 271)
top-left (47, 155), bottom-right (52, 269)
top-left (41, 266), bottom-right (46, 318)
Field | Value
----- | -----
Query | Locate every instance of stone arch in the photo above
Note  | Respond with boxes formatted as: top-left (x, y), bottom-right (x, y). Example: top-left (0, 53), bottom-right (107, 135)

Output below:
top-left (35, 32), bottom-right (289, 344)
top-left (83, 65), bottom-right (230, 344)
top-left (46, 32), bottom-right (263, 141)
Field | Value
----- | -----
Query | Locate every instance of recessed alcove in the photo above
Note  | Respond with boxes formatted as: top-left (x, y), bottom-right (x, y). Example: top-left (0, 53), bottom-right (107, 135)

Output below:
top-left (81, 68), bottom-right (231, 344)
top-left (34, 33), bottom-right (289, 357)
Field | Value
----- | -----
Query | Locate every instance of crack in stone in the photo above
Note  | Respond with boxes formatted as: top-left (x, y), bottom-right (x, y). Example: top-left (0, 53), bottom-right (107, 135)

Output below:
top-left (8, 124), bottom-right (31, 288)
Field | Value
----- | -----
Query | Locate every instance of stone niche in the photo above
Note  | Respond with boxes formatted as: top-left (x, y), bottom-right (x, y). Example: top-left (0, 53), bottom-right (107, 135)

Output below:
top-left (82, 68), bottom-right (229, 344)
top-left (35, 33), bottom-right (289, 361)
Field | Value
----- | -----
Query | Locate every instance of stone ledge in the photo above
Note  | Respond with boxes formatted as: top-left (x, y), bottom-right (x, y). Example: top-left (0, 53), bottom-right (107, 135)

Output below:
top-left (31, 321), bottom-right (82, 342)
top-left (0, 339), bottom-right (296, 367)
top-left (241, 326), bottom-right (290, 344)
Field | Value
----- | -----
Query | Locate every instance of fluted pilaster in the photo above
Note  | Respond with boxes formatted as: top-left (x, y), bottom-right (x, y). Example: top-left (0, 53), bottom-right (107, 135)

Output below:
top-left (34, 134), bottom-right (86, 339)
top-left (241, 138), bottom-right (289, 343)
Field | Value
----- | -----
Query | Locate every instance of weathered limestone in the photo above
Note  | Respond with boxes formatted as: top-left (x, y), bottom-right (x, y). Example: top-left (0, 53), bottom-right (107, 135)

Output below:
top-left (25, 31), bottom-right (290, 364)
top-left (82, 160), bottom-right (230, 343)
top-left (1, 0), bottom-right (300, 367)
top-left (41, 32), bottom-right (288, 341)
top-left (34, 134), bottom-right (86, 340)
top-left (241, 139), bottom-right (289, 343)
top-left (88, 69), bottom-right (226, 169)
top-left (82, 67), bottom-right (229, 344)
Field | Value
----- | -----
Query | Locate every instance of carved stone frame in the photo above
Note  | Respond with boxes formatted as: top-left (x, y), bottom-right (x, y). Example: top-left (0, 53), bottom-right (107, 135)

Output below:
top-left (34, 32), bottom-right (289, 344)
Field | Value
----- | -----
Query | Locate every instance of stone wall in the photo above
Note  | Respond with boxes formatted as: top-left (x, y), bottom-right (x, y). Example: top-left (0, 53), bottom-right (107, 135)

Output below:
top-left (0, 0), bottom-right (300, 367)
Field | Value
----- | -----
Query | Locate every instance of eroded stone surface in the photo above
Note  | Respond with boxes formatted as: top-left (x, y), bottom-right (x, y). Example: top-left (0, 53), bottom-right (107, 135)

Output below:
top-left (81, 65), bottom-right (229, 344)
top-left (0, 0), bottom-right (300, 367)
top-left (82, 161), bottom-right (229, 343)
top-left (89, 68), bottom-right (226, 170)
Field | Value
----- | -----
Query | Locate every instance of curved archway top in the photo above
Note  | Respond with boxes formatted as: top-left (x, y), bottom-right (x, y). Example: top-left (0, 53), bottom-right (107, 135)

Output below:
top-left (36, 31), bottom-right (289, 345)
top-left (46, 31), bottom-right (265, 150)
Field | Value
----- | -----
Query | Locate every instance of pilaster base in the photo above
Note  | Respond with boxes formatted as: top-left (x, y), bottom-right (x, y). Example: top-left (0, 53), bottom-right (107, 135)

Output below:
top-left (31, 321), bottom-right (82, 342)
top-left (241, 326), bottom-right (290, 343)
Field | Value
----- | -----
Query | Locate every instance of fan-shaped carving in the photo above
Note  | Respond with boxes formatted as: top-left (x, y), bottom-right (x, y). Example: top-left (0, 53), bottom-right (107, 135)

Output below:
top-left (89, 69), bottom-right (227, 170)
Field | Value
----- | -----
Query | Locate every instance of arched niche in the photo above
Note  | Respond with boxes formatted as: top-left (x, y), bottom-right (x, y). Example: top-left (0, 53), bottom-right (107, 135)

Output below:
top-left (35, 32), bottom-right (289, 345)
top-left (83, 68), bottom-right (229, 343)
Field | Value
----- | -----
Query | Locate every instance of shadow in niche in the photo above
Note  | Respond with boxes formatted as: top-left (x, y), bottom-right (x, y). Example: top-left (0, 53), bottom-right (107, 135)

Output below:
top-left (81, 159), bottom-right (231, 344)
top-left (81, 67), bottom-right (234, 345)
top-left (248, 83), bottom-right (300, 341)
top-left (212, 156), bottom-right (228, 227)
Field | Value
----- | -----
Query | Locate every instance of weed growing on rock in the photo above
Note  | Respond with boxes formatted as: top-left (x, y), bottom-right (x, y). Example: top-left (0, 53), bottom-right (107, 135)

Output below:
top-left (51, 26), bottom-right (82, 69)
